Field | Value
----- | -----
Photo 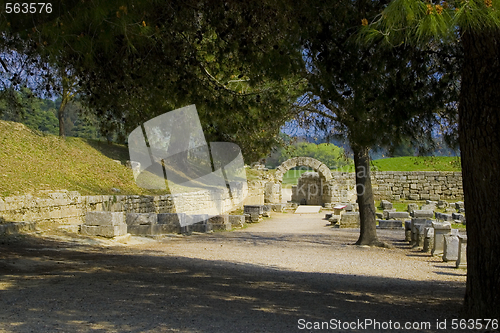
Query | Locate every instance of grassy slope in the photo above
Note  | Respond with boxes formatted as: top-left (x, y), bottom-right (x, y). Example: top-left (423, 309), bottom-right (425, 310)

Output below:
top-left (0, 120), bottom-right (166, 197)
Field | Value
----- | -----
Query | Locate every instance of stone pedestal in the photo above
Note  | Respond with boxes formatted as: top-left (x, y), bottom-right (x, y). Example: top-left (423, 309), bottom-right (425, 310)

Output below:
top-left (404, 220), bottom-right (412, 242)
top-left (336, 212), bottom-right (360, 228)
top-left (443, 234), bottom-right (459, 262)
top-left (411, 210), bottom-right (434, 218)
top-left (228, 215), bottom-right (245, 228)
top-left (157, 213), bottom-right (186, 234)
top-left (411, 218), bottom-right (432, 248)
top-left (209, 215), bottom-right (231, 231)
top-left (82, 212), bottom-right (127, 237)
top-left (387, 211), bottom-right (409, 220)
top-left (431, 222), bottom-right (452, 256)
top-left (244, 205), bottom-right (263, 215)
top-left (377, 220), bottom-right (403, 229)
top-left (423, 227), bottom-right (434, 252)
top-left (456, 235), bottom-right (467, 268)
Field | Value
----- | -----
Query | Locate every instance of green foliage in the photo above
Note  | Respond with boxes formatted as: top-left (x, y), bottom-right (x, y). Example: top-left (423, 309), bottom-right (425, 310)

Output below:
top-left (1, 0), bottom-right (306, 161)
top-left (359, 0), bottom-right (500, 46)
top-left (295, 0), bottom-right (460, 155)
top-left (269, 142), bottom-right (350, 169)
top-left (0, 88), bottom-right (58, 135)
top-left (0, 88), bottom-right (100, 139)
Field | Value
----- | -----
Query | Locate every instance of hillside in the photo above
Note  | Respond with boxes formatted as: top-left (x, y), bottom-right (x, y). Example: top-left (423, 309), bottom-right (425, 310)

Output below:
top-left (0, 120), bottom-right (165, 197)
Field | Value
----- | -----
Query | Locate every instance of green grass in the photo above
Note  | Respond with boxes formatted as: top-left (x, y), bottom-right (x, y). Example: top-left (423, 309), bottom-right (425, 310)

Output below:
top-left (0, 120), bottom-right (170, 197)
top-left (370, 156), bottom-right (461, 172)
top-left (282, 168), bottom-right (314, 186)
top-left (333, 156), bottom-right (461, 172)
top-left (0, 120), bottom-right (271, 197)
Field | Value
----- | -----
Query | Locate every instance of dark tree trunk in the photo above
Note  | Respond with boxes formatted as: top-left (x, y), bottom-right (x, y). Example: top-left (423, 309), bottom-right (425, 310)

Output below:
top-left (353, 145), bottom-right (386, 247)
top-left (58, 75), bottom-right (71, 139)
top-left (58, 96), bottom-right (68, 139)
top-left (460, 30), bottom-right (500, 319)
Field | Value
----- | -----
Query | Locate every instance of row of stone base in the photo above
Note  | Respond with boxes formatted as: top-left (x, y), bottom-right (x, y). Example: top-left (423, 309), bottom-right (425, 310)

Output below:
top-left (405, 218), bottom-right (467, 268)
top-left (80, 212), bottom-right (246, 238)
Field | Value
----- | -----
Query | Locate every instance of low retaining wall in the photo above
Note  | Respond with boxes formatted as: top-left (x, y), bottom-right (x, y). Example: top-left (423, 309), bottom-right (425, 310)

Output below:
top-left (0, 183), bottom-right (265, 225)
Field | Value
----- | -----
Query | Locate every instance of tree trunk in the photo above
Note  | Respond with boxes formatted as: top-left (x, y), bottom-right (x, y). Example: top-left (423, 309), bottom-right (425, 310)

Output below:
top-left (58, 96), bottom-right (68, 139)
top-left (353, 145), bottom-right (386, 247)
top-left (460, 30), bottom-right (500, 319)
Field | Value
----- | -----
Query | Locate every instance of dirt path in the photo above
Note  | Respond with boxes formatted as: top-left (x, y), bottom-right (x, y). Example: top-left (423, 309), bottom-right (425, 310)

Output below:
top-left (0, 213), bottom-right (468, 332)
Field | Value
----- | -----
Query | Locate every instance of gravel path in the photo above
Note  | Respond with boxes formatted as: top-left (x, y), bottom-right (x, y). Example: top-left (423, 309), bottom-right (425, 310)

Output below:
top-left (0, 212), bottom-right (468, 332)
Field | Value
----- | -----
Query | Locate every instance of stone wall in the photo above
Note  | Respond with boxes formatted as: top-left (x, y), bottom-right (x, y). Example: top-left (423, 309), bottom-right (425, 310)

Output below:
top-left (330, 171), bottom-right (463, 201)
top-left (0, 182), bottom-right (264, 225)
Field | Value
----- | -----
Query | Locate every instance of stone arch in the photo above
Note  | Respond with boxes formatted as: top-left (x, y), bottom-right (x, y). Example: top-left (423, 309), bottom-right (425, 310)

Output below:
top-left (274, 157), bottom-right (332, 183)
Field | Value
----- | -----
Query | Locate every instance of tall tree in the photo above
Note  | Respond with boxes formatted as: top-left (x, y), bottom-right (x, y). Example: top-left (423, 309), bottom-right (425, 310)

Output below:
top-left (1, 0), bottom-right (306, 161)
top-left (294, 0), bottom-right (459, 246)
top-left (360, 0), bottom-right (500, 318)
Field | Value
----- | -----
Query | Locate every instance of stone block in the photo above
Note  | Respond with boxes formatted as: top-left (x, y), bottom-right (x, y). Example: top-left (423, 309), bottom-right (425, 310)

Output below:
top-left (414, 222), bottom-right (432, 249)
top-left (455, 201), bottom-right (464, 210)
top-left (380, 200), bottom-right (393, 210)
top-left (411, 218), bottom-right (432, 248)
top-left (382, 209), bottom-right (396, 219)
top-left (386, 211), bottom-right (409, 220)
top-left (126, 213), bottom-right (157, 225)
top-left (328, 216), bottom-right (340, 225)
top-left (411, 210), bottom-right (434, 218)
top-left (81, 224), bottom-right (127, 237)
top-left (0, 221), bottom-right (36, 235)
top-left (437, 200), bottom-right (449, 209)
top-left (190, 221), bottom-right (212, 233)
top-left (209, 215), bottom-right (231, 231)
top-left (456, 235), bottom-right (467, 268)
top-left (452, 213), bottom-right (465, 222)
top-left (157, 213), bottom-right (186, 226)
top-left (443, 234), bottom-right (459, 262)
top-left (271, 203), bottom-right (285, 212)
top-left (127, 224), bottom-right (154, 235)
top-left (435, 212), bottom-right (453, 221)
top-left (85, 211), bottom-right (125, 226)
top-left (375, 212), bottom-right (384, 219)
top-left (408, 194), bottom-right (420, 200)
top-left (404, 220), bottom-right (412, 242)
top-left (378, 220), bottom-right (403, 229)
top-left (407, 203), bottom-right (418, 213)
top-left (244, 205), bottom-right (263, 215)
top-left (153, 223), bottom-right (182, 234)
top-left (431, 222), bottom-right (452, 256)
top-left (423, 227), bottom-right (434, 252)
top-left (228, 215), bottom-right (245, 228)
top-left (245, 213), bottom-right (261, 223)
top-left (420, 203), bottom-right (435, 210)
top-left (337, 212), bottom-right (360, 228)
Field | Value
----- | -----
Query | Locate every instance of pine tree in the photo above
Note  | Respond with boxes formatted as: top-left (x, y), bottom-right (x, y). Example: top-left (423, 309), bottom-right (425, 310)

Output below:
top-left (360, 0), bottom-right (500, 318)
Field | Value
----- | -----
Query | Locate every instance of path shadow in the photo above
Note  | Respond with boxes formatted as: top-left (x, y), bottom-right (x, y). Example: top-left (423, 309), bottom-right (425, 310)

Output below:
top-left (0, 234), bottom-right (467, 333)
